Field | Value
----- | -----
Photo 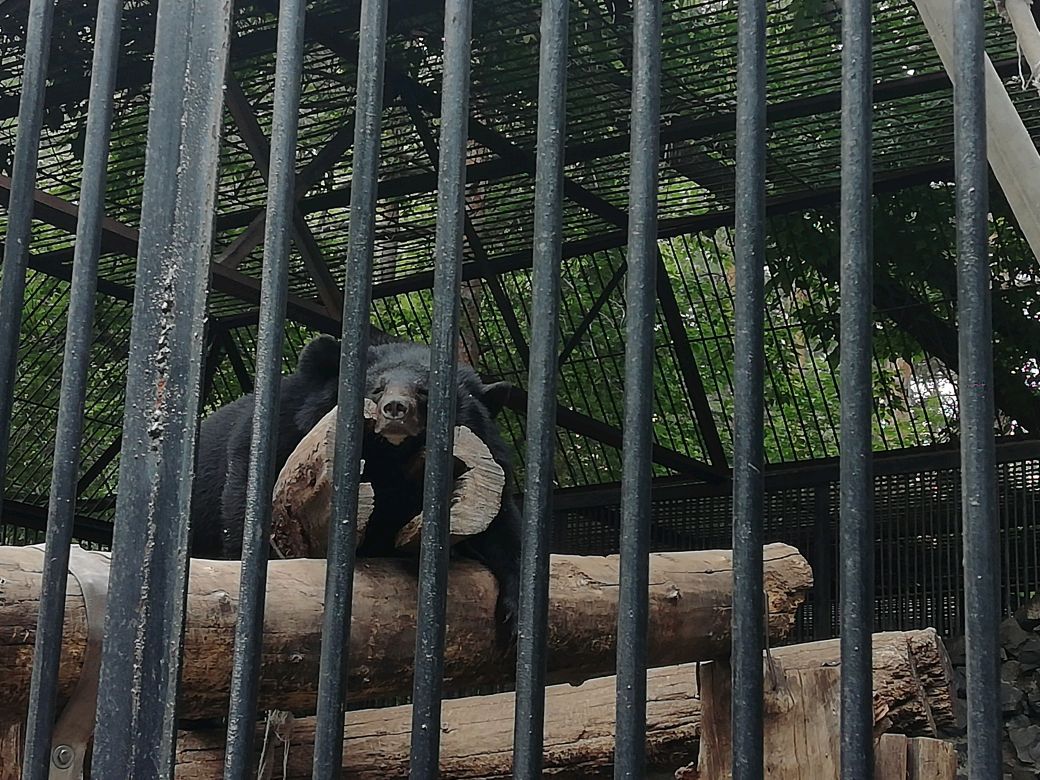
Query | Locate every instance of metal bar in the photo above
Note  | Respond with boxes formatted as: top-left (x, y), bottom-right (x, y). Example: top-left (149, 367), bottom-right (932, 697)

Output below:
top-left (75, 435), bottom-right (123, 496)
top-left (365, 162), bottom-right (958, 300)
top-left (310, 0), bottom-right (388, 773)
top-left (224, 331), bottom-right (256, 394)
top-left (90, 0), bottom-right (233, 772)
top-left (812, 486), bottom-right (835, 640)
top-left (512, 0), bottom-right (568, 774)
top-left (223, 0), bottom-right (306, 773)
top-left (408, 0), bottom-right (473, 773)
top-left (224, 76), bottom-right (344, 316)
top-left (0, 177), bottom-right (346, 335)
top-left (954, 1), bottom-right (1001, 777)
top-left (216, 112), bottom-right (359, 269)
top-left (731, 0), bottom-right (767, 776)
top-left (839, 0), bottom-right (874, 776)
top-left (557, 255), bottom-right (626, 367)
top-left (0, 0), bottom-right (56, 522)
top-left (614, 0), bottom-right (661, 776)
top-left (655, 248), bottom-right (728, 468)
top-left (20, 3), bottom-right (122, 773)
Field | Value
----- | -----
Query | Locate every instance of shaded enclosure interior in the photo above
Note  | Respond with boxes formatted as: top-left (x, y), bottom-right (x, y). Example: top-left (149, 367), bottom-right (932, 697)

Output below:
top-left (1, 0), bottom-right (1039, 645)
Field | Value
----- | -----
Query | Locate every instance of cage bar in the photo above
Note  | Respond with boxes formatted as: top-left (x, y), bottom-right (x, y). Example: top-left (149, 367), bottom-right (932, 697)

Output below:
top-left (310, 0), bottom-right (390, 774)
top-left (408, 0), bottom-right (474, 773)
top-left (838, 0), bottom-right (874, 777)
top-left (222, 0), bottom-right (308, 774)
top-left (89, 0), bottom-right (233, 774)
top-left (19, 2), bottom-right (123, 777)
top-left (731, 0), bottom-right (767, 777)
top-left (0, 0), bottom-right (56, 517)
top-left (953, 1), bottom-right (1001, 778)
top-left (613, 0), bottom-right (662, 777)
top-left (511, 0), bottom-right (568, 774)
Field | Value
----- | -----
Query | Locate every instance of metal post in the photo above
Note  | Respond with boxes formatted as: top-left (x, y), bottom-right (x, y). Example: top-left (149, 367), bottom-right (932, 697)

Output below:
top-left (839, 0), bottom-right (875, 777)
top-left (731, 0), bottom-right (767, 777)
top-left (954, 1), bottom-right (1001, 777)
top-left (89, 0), bottom-right (233, 774)
top-left (511, 0), bottom-right (568, 774)
top-left (408, 0), bottom-right (474, 774)
top-left (223, 0), bottom-right (308, 775)
top-left (20, 2), bottom-right (123, 778)
top-left (613, 1), bottom-right (662, 777)
top-left (310, 0), bottom-right (389, 775)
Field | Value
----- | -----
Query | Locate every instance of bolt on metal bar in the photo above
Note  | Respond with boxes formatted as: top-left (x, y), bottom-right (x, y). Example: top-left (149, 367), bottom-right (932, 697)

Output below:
top-left (953, 2), bottom-right (1001, 778)
top-left (0, 0), bottom-right (56, 521)
top-left (89, 0), bottom-right (233, 774)
top-left (310, 0), bottom-right (389, 775)
top-left (408, 0), bottom-right (474, 774)
top-left (613, 0), bottom-right (662, 777)
top-left (838, 1), bottom-right (874, 778)
top-left (20, 2), bottom-right (123, 778)
top-left (223, 0), bottom-right (308, 775)
top-left (731, 0), bottom-right (767, 777)
top-left (511, 0), bottom-right (568, 774)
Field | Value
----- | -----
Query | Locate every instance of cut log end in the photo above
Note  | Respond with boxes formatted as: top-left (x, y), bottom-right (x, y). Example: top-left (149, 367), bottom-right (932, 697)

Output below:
top-left (393, 424), bottom-right (504, 551)
top-left (273, 403), bottom-right (505, 558)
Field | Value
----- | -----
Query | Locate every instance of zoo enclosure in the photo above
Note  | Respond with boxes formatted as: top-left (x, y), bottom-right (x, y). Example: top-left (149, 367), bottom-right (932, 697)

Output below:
top-left (0, 0), bottom-right (1034, 778)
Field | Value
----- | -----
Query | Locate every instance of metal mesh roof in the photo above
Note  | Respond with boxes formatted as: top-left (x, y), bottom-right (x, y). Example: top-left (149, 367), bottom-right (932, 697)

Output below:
top-left (1, 0), bottom-right (1039, 526)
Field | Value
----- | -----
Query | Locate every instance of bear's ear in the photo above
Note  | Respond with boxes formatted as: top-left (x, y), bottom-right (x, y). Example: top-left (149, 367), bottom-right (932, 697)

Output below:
top-left (297, 335), bottom-right (340, 378)
top-left (480, 381), bottom-right (514, 418)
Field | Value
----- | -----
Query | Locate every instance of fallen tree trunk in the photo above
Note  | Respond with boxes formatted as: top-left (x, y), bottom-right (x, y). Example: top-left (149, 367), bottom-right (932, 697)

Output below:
top-left (173, 630), bottom-right (954, 778)
top-left (0, 543), bottom-right (811, 720)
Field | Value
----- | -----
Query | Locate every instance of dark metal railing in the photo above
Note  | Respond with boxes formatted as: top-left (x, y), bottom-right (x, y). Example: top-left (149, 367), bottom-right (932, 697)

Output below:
top-left (0, 0), bottom-right (1004, 778)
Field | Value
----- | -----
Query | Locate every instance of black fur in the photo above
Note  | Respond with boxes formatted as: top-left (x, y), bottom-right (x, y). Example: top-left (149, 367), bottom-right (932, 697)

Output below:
top-left (360, 341), bottom-right (522, 645)
top-left (190, 335), bottom-right (522, 646)
top-left (189, 335), bottom-right (341, 559)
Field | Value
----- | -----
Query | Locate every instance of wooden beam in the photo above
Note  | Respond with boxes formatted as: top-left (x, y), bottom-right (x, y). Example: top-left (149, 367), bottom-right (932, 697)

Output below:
top-left (914, 0), bottom-right (1040, 260)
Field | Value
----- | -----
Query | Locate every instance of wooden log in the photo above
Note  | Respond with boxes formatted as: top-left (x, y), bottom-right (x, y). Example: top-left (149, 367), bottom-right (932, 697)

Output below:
top-left (0, 543), bottom-right (811, 720)
top-left (271, 401), bottom-right (503, 556)
top-left (876, 734), bottom-right (957, 780)
top-left (270, 404), bottom-right (375, 557)
top-left (173, 630), bottom-right (953, 778)
top-left (767, 629), bottom-right (956, 737)
top-left (175, 664), bottom-right (701, 778)
top-left (690, 631), bottom-right (959, 779)
top-left (393, 424), bottom-right (504, 551)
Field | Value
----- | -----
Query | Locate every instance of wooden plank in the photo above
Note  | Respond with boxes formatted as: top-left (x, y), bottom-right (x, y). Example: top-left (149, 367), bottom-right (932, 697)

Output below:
top-left (914, 0), bottom-right (1040, 260)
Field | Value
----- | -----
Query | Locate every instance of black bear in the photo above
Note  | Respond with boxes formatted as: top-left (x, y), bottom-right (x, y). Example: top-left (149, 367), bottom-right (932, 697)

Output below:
top-left (189, 334), bottom-right (522, 644)
top-left (360, 340), bottom-right (522, 643)
top-left (190, 334), bottom-right (343, 559)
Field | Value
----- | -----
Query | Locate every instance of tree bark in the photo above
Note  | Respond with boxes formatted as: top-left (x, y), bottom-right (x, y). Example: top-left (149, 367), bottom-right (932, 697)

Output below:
top-left (0, 543), bottom-right (811, 720)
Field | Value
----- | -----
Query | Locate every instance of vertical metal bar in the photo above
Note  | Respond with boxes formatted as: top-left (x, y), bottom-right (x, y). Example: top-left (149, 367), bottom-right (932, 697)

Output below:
top-left (310, 0), bottom-right (389, 774)
top-left (811, 485), bottom-right (834, 640)
top-left (954, 2), bottom-right (1001, 777)
top-left (613, 0), bottom-right (661, 777)
top-left (223, 0), bottom-right (307, 775)
top-left (20, 2), bottom-right (123, 778)
top-left (511, 0), bottom-right (568, 774)
top-left (0, 0), bottom-right (56, 516)
top-left (839, 0), bottom-right (874, 776)
top-left (408, 0), bottom-right (473, 773)
top-left (90, 0), bottom-right (233, 774)
top-left (731, 0), bottom-right (766, 776)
